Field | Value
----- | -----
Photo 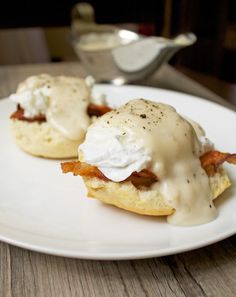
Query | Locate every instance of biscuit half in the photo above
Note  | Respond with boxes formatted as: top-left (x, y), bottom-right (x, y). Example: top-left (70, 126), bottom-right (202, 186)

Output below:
top-left (11, 119), bottom-right (84, 159)
top-left (82, 168), bottom-right (231, 216)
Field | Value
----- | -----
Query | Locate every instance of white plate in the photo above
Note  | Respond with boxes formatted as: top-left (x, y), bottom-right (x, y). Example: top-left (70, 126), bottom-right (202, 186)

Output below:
top-left (1, 85), bottom-right (236, 260)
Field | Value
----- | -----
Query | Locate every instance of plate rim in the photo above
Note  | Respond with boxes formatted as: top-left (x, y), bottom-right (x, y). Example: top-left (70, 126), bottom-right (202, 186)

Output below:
top-left (1, 84), bottom-right (236, 260)
top-left (0, 224), bottom-right (235, 260)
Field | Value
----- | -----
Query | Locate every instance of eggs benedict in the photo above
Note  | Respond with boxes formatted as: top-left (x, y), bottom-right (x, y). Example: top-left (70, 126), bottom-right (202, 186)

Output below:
top-left (62, 99), bottom-right (235, 226)
top-left (10, 74), bottom-right (111, 158)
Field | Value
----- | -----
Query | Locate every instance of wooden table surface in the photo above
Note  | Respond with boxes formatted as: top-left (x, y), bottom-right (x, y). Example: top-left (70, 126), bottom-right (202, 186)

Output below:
top-left (1, 62), bottom-right (236, 297)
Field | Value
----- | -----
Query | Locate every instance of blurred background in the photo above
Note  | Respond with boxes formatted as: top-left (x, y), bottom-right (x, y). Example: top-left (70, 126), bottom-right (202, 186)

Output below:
top-left (0, 0), bottom-right (235, 101)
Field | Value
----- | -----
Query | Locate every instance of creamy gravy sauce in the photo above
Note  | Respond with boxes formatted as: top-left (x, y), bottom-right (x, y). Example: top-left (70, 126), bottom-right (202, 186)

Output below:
top-left (77, 32), bottom-right (139, 51)
top-left (78, 33), bottom-right (125, 51)
top-left (95, 99), bottom-right (217, 226)
top-left (18, 74), bottom-right (91, 140)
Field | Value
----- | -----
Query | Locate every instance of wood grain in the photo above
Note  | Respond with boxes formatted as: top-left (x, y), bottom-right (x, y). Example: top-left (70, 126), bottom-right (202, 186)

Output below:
top-left (1, 238), bottom-right (236, 297)
top-left (0, 62), bottom-right (236, 297)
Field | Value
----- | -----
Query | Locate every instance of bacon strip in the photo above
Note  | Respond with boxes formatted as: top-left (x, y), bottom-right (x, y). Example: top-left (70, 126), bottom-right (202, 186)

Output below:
top-left (126, 169), bottom-right (158, 187)
top-left (87, 103), bottom-right (112, 117)
top-left (61, 161), bottom-right (109, 181)
top-left (61, 150), bottom-right (236, 187)
top-left (200, 150), bottom-right (236, 176)
top-left (10, 103), bottom-right (112, 122)
top-left (61, 161), bottom-right (158, 188)
top-left (10, 105), bottom-right (46, 122)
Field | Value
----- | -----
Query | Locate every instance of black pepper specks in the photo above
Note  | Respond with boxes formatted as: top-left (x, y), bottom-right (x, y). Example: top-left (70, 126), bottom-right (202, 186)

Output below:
top-left (113, 99), bottom-right (173, 133)
top-left (187, 179), bottom-right (190, 184)
top-left (209, 205), bottom-right (212, 208)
